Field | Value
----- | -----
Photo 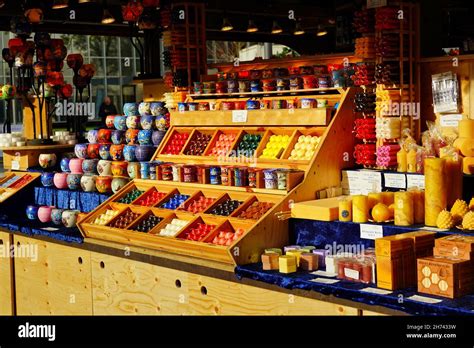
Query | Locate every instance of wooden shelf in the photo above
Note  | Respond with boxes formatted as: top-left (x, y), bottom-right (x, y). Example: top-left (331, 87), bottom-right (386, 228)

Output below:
top-left (189, 87), bottom-right (345, 99)
top-left (171, 108), bottom-right (332, 127)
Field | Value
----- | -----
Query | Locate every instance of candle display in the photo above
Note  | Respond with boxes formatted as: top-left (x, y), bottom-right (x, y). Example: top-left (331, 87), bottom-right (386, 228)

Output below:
top-left (338, 198), bottom-right (352, 222)
top-left (394, 191), bottom-right (414, 226)
top-left (425, 158), bottom-right (447, 227)
top-left (352, 195), bottom-right (369, 223)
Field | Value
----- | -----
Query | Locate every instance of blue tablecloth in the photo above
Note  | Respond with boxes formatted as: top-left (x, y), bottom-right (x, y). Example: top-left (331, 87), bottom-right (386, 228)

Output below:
top-left (34, 187), bottom-right (110, 212)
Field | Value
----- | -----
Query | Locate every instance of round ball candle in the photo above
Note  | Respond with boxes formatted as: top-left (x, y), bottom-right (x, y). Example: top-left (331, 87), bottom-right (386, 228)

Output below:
top-left (397, 148), bottom-right (407, 172)
top-left (407, 149), bottom-right (417, 173)
top-left (424, 158), bottom-right (447, 226)
top-left (394, 191), bottom-right (414, 226)
top-left (352, 195), bottom-right (369, 223)
top-left (368, 192), bottom-right (383, 210)
top-left (408, 187), bottom-right (425, 224)
top-left (338, 198), bottom-right (352, 222)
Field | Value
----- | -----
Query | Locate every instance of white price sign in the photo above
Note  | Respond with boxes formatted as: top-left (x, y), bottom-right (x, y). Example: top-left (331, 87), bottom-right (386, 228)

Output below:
top-left (384, 173), bottom-right (406, 189)
top-left (406, 174), bottom-right (425, 190)
top-left (440, 114), bottom-right (463, 127)
top-left (360, 224), bottom-right (383, 240)
top-left (232, 110), bottom-right (248, 123)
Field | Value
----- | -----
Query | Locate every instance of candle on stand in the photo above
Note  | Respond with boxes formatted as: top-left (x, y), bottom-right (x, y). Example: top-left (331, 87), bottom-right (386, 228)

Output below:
top-left (408, 187), bottom-right (425, 224)
top-left (352, 195), bottom-right (369, 223)
top-left (424, 158), bottom-right (447, 226)
top-left (338, 198), bottom-right (352, 222)
top-left (397, 148), bottom-right (407, 172)
top-left (407, 149), bottom-right (417, 173)
top-left (394, 191), bottom-right (414, 226)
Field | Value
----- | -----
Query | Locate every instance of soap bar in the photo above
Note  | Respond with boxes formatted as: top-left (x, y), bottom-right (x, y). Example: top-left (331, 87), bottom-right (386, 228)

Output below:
top-left (286, 250), bottom-right (304, 267)
top-left (291, 197), bottom-right (342, 221)
top-left (262, 253), bottom-right (279, 270)
top-left (434, 235), bottom-right (474, 260)
top-left (458, 119), bottom-right (474, 138)
top-left (459, 138), bottom-right (474, 157)
top-left (300, 253), bottom-right (319, 271)
top-left (463, 156), bottom-right (474, 174)
top-left (265, 248), bottom-right (282, 255)
top-left (279, 255), bottom-right (297, 274)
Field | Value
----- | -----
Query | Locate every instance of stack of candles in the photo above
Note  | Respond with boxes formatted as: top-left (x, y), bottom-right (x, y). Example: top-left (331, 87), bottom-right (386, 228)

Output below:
top-left (376, 117), bottom-right (401, 140)
top-left (354, 118), bottom-right (376, 140)
top-left (376, 144), bottom-right (400, 168)
top-left (355, 37), bottom-right (376, 59)
top-left (352, 62), bottom-right (375, 86)
top-left (354, 144), bottom-right (376, 167)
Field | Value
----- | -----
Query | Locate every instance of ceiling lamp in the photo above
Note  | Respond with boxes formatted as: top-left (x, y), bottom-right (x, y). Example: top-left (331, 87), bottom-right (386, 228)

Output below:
top-left (317, 25), bottom-right (328, 37)
top-left (78, 0), bottom-right (95, 3)
top-left (221, 17), bottom-right (233, 31)
top-left (102, 8), bottom-right (115, 24)
top-left (0, 1), bottom-right (5, 8)
top-left (52, 0), bottom-right (69, 9)
top-left (247, 19), bottom-right (258, 33)
top-left (25, 7), bottom-right (44, 24)
top-left (293, 21), bottom-right (304, 35)
top-left (271, 20), bottom-right (282, 34)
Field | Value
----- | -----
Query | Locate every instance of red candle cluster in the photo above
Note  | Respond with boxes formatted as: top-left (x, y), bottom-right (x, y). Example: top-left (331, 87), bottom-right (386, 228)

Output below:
top-left (237, 202), bottom-right (274, 220)
top-left (354, 144), bottom-right (376, 167)
top-left (8, 175), bottom-right (32, 189)
top-left (375, 7), bottom-right (401, 30)
top-left (180, 223), bottom-right (215, 241)
top-left (210, 228), bottom-right (245, 246)
top-left (186, 196), bottom-right (216, 214)
top-left (135, 190), bottom-right (167, 207)
top-left (354, 118), bottom-right (376, 140)
top-left (163, 132), bottom-right (189, 155)
top-left (209, 133), bottom-right (236, 156)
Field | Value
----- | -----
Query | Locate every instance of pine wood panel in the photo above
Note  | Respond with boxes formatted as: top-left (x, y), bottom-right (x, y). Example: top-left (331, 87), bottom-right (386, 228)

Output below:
top-left (0, 231), bottom-right (14, 315)
top-left (13, 235), bottom-right (93, 315)
top-left (91, 252), bottom-right (358, 315)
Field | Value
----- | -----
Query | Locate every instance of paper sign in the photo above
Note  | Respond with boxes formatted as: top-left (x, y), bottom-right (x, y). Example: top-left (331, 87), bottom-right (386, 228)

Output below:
top-left (440, 114), bottom-right (463, 127)
top-left (342, 170), bottom-right (382, 195)
top-left (360, 287), bottom-right (393, 295)
top-left (41, 227), bottom-right (59, 231)
top-left (407, 295), bottom-right (443, 304)
top-left (11, 161), bottom-right (20, 170)
top-left (344, 268), bottom-right (360, 280)
top-left (367, 0), bottom-right (387, 8)
top-left (311, 270), bottom-right (337, 278)
top-left (360, 224), bottom-right (383, 240)
top-left (232, 110), bottom-right (248, 123)
top-left (384, 173), bottom-right (406, 189)
top-left (310, 278), bottom-right (340, 285)
top-left (406, 174), bottom-right (425, 189)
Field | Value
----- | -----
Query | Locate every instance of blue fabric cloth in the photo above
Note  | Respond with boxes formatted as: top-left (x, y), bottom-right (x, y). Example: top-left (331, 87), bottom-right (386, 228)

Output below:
top-left (235, 263), bottom-right (474, 316)
top-left (34, 187), bottom-right (110, 212)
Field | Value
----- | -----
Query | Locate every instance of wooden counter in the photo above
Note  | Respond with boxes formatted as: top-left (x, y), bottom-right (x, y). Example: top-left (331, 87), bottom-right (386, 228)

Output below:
top-left (0, 229), bottom-right (404, 316)
top-left (0, 144), bottom-right (74, 171)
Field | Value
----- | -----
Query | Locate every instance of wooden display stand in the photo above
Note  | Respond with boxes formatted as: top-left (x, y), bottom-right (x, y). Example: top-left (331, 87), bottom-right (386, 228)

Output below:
top-left (79, 88), bottom-right (357, 265)
top-left (0, 171), bottom-right (41, 203)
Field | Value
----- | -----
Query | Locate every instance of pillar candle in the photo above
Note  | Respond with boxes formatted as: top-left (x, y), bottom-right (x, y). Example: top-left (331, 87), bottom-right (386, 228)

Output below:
top-left (338, 198), bottom-right (352, 222)
top-left (407, 149), bottom-right (417, 173)
top-left (397, 149), bottom-right (407, 172)
top-left (408, 187), bottom-right (425, 224)
top-left (381, 191), bottom-right (395, 206)
top-left (394, 191), bottom-right (414, 226)
top-left (352, 195), bottom-right (369, 223)
top-left (368, 192), bottom-right (383, 210)
top-left (424, 158), bottom-right (447, 227)
top-left (443, 154), bottom-right (463, 208)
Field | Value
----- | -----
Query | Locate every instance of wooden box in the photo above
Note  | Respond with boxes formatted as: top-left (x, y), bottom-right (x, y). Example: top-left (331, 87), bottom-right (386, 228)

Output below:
top-left (433, 235), bottom-right (474, 260)
top-left (417, 256), bottom-right (474, 299)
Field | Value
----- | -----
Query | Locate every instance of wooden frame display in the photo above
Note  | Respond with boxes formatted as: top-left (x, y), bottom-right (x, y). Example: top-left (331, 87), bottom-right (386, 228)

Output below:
top-left (0, 171), bottom-right (41, 203)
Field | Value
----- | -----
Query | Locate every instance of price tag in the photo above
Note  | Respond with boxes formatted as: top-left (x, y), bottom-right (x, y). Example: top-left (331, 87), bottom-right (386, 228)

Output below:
top-left (407, 295), bottom-right (443, 304)
top-left (360, 224), bottom-right (383, 240)
top-left (310, 277), bottom-right (340, 285)
top-left (360, 287), bottom-right (392, 295)
top-left (406, 174), bottom-right (425, 189)
top-left (440, 114), bottom-right (463, 127)
top-left (11, 160), bottom-right (20, 170)
top-left (41, 227), bottom-right (60, 231)
top-left (232, 110), bottom-right (248, 123)
top-left (384, 173), bottom-right (406, 189)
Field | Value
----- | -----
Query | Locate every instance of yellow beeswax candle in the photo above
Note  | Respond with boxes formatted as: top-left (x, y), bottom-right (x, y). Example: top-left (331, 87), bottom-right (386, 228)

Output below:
top-left (381, 191), bottom-right (395, 206)
top-left (352, 195), bottom-right (369, 223)
top-left (424, 158), bottom-right (447, 227)
top-left (368, 192), bottom-right (383, 210)
top-left (338, 198), bottom-right (352, 222)
top-left (397, 149), bottom-right (408, 172)
top-left (394, 191), bottom-right (414, 226)
top-left (442, 154), bottom-right (463, 208)
top-left (408, 187), bottom-right (425, 224)
top-left (407, 149), bottom-right (417, 173)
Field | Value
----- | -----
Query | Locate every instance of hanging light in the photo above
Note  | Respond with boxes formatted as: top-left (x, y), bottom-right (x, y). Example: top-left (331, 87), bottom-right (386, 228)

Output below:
top-left (247, 19), bottom-right (258, 33)
top-left (52, 0), bottom-right (69, 9)
top-left (25, 7), bottom-right (44, 24)
top-left (102, 8), bottom-right (115, 24)
top-left (317, 25), bottom-right (328, 36)
top-left (221, 17), bottom-right (233, 31)
top-left (293, 20), bottom-right (304, 35)
top-left (78, 0), bottom-right (95, 3)
top-left (0, 0), bottom-right (5, 8)
top-left (271, 20), bottom-right (282, 34)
